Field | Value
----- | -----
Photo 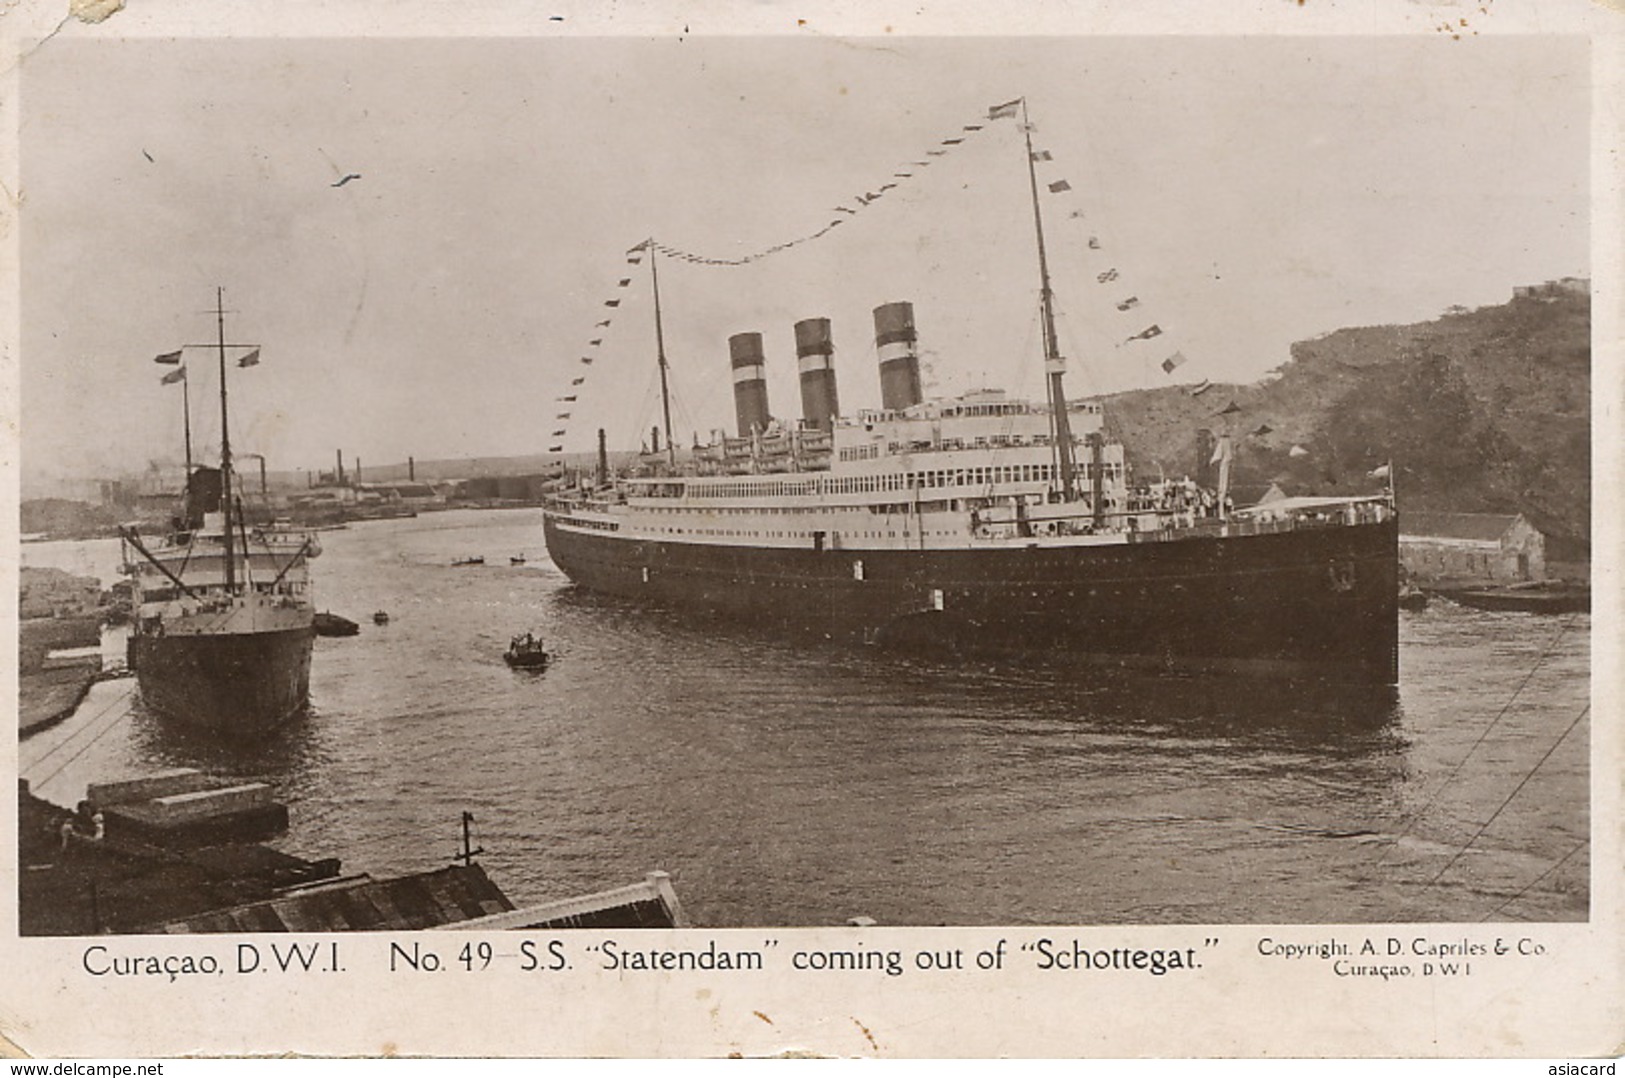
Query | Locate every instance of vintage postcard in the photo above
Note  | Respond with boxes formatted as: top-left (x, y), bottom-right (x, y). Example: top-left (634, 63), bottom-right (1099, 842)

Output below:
top-left (1, 0), bottom-right (1619, 1060)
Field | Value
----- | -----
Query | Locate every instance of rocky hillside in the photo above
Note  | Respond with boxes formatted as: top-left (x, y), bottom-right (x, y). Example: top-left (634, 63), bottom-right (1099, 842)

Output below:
top-left (1101, 289), bottom-right (1590, 547)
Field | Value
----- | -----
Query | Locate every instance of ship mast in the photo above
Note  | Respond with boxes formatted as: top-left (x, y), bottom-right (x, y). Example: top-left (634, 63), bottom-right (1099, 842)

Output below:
top-left (648, 241), bottom-right (677, 469)
top-left (215, 286), bottom-right (236, 594)
top-left (1019, 99), bottom-right (1079, 500)
top-left (181, 367), bottom-right (194, 479)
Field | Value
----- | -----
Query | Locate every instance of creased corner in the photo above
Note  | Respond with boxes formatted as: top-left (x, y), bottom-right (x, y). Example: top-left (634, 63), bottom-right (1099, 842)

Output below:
top-left (68, 0), bottom-right (123, 25)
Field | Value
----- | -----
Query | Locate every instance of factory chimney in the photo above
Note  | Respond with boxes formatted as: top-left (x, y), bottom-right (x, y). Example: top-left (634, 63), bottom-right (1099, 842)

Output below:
top-left (408, 456), bottom-right (416, 481)
top-left (872, 301), bottom-right (924, 411)
top-left (729, 332), bottom-right (772, 437)
top-left (793, 317), bottom-right (840, 432)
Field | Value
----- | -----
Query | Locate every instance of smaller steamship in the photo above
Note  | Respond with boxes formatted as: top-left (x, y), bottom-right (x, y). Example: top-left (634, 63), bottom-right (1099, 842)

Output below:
top-left (121, 290), bottom-right (321, 737)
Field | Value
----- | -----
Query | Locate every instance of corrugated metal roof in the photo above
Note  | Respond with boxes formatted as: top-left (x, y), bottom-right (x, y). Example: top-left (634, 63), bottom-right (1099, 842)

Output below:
top-left (1401, 511), bottom-right (1524, 542)
top-left (149, 864), bottom-right (514, 934)
top-left (435, 872), bottom-right (686, 930)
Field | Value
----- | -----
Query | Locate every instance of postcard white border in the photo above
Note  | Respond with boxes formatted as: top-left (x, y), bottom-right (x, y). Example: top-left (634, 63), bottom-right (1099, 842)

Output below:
top-left (2, 0), bottom-right (1620, 1059)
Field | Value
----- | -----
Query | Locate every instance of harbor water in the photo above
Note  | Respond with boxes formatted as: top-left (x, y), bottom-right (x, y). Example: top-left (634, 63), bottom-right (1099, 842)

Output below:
top-left (19, 509), bottom-right (1590, 926)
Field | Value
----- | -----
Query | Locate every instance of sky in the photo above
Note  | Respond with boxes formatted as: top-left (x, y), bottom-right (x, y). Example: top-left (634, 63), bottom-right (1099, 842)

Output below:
top-left (18, 34), bottom-right (1589, 492)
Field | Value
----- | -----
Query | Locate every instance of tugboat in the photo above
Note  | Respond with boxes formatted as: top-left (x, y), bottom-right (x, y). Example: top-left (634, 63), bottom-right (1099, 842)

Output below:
top-left (504, 631), bottom-right (549, 669)
top-left (314, 612), bottom-right (360, 637)
top-left (453, 556), bottom-right (485, 567)
top-left (1397, 582), bottom-right (1429, 612)
top-left (1437, 581), bottom-right (1589, 614)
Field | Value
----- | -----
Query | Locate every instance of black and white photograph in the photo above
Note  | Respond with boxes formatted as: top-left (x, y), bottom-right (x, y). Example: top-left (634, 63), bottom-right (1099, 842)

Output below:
top-left (4, 1), bottom-right (1617, 1060)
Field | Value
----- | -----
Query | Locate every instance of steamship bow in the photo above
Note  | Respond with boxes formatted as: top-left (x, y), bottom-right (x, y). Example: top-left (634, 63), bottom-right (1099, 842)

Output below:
top-left (120, 290), bottom-right (320, 736)
top-left (542, 101), bottom-right (1398, 684)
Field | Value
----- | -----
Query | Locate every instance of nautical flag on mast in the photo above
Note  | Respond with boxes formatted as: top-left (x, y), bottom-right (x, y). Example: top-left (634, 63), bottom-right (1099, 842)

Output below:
top-left (160, 366), bottom-right (187, 385)
top-left (1160, 351), bottom-right (1187, 375)
top-left (153, 350), bottom-right (183, 365)
top-left (237, 348), bottom-right (261, 368)
top-left (1097, 269), bottom-right (1119, 283)
top-left (1210, 436), bottom-right (1234, 466)
top-left (570, 377), bottom-right (586, 385)
top-left (1127, 325), bottom-right (1163, 342)
top-left (549, 445), bottom-right (564, 453)
top-left (1031, 150), bottom-right (1052, 162)
top-left (1190, 379), bottom-right (1213, 396)
top-left (1047, 179), bottom-right (1071, 194)
top-left (1289, 444), bottom-right (1310, 458)
top-left (1368, 463), bottom-right (1391, 480)
top-left (988, 98), bottom-right (1021, 120)
top-left (1117, 296), bottom-right (1141, 312)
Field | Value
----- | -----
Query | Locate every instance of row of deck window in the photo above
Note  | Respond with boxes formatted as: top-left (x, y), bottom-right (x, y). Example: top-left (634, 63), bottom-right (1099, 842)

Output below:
top-left (140, 580), bottom-right (306, 603)
top-left (654, 462), bottom-right (1123, 502)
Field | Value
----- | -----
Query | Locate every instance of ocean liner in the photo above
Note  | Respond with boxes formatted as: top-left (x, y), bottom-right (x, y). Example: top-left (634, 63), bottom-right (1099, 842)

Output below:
top-left (542, 101), bottom-right (1398, 684)
top-left (120, 290), bottom-right (320, 736)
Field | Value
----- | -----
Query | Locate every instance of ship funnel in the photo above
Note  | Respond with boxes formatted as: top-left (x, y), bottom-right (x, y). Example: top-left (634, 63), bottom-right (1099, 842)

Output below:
top-left (793, 317), bottom-right (840, 432)
top-left (872, 301), bottom-right (923, 411)
top-left (729, 332), bottom-right (772, 437)
top-left (185, 467), bottom-right (223, 530)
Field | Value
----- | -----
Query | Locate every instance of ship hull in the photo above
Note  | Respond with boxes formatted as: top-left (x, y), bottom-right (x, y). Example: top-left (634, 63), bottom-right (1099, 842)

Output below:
top-left (543, 515), bottom-right (1399, 684)
top-left (131, 625), bottom-right (315, 736)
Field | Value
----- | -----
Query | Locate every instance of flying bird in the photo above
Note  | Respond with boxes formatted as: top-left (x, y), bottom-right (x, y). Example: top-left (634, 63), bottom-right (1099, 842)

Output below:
top-left (331, 173), bottom-right (362, 188)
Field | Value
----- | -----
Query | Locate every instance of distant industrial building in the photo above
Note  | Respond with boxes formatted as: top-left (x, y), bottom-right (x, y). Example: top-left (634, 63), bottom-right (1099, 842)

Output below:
top-left (1400, 511), bottom-right (1546, 583)
top-left (453, 473), bottom-right (566, 503)
top-left (1513, 277), bottom-right (1589, 301)
top-left (354, 482), bottom-right (445, 509)
top-left (377, 482), bottom-right (444, 508)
